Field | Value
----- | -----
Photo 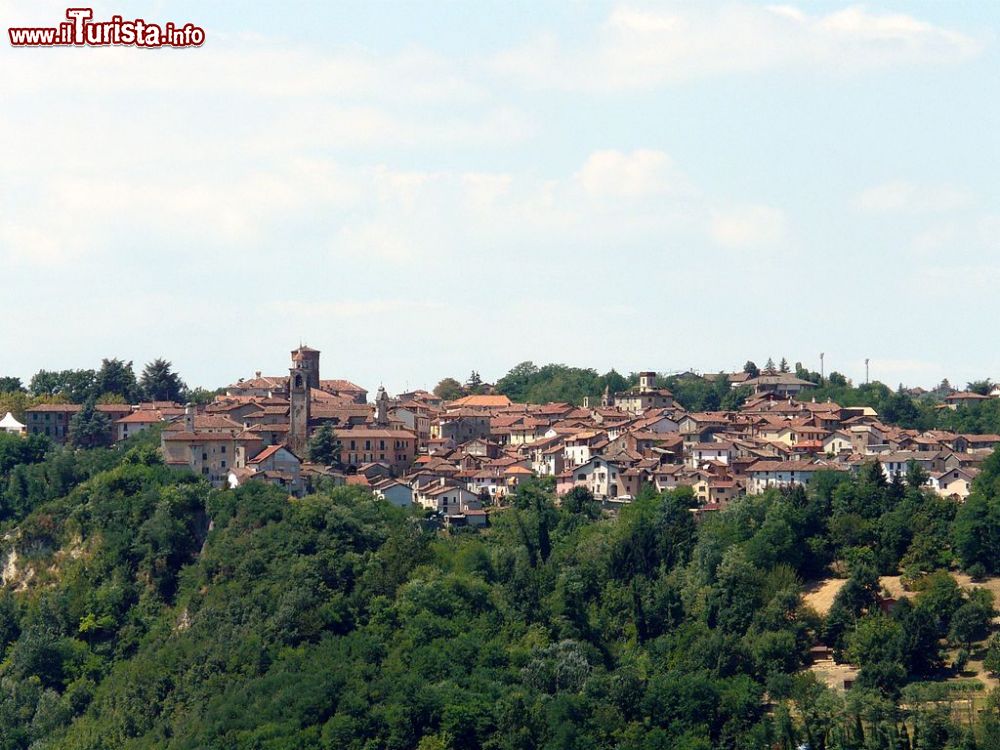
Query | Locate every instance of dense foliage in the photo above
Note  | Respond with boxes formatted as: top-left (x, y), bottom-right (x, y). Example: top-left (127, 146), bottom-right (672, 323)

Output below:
top-left (0, 437), bottom-right (995, 748)
top-left (494, 362), bottom-right (632, 405)
top-left (2, 359), bottom-right (192, 412)
top-left (662, 374), bottom-right (749, 412)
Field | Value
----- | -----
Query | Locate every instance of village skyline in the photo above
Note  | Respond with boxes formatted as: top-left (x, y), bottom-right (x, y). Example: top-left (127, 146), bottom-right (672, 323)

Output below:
top-left (0, 349), bottom-right (989, 399)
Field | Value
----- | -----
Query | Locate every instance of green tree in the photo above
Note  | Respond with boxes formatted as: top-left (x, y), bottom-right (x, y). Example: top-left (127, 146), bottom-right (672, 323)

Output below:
top-left (307, 423), bottom-right (340, 466)
top-left (466, 371), bottom-right (484, 395)
top-left (905, 459), bottom-right (929, 490)
top-left (895, 599), bottom-right (942, 675)
top-left (94, 358), bottom-right (138, 402)
top-left (953, 493), bottom-right (997, 572)
top-left (561, 486), bottom-right (600, 519)
top-left (743, 361), bottom-right (759, 378)
top-left (949, 588), bottom-right (994, 648)
top-left (185, 387), bottom-right (218, 406)
top-left (967, 379), bottom-right (994, 396)
top-left (0, 376), bottom-right (25, 393)
top-left (434, 377), bottom-right (465, 401)
top-left (845, 614), bottom-right (906, 694)
top-left (915, 571), bottom-right (964, 637)
top-left (984, 635), bottom-right (1000, 676)
top-left (29, 369), bottom-right (97, 402)
top-left (139, 359), bottom-right (186, 402)
top-left (68, 400), bottom-right (112, 449)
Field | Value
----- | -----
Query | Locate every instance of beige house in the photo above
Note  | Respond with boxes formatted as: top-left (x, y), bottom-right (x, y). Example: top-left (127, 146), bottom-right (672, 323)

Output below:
top-left (161, 408), bottom-right (263, 487)
top-left (115, 409), bottom-right (169, 442)
top-left (614, 372), bottom-right (674, 415)
top-left (822, 430), bottom-right (854, 455)
top-left (334, 428), bottom-right (416, 475)
top-left (930, 467), bottom-right (978, 500)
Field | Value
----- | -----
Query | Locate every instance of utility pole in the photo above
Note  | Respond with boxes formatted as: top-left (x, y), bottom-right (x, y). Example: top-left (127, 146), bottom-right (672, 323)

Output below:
top-left (820, 353), bottom-right (825, 382)
top-left (865, 358), bottom-right (870, 385)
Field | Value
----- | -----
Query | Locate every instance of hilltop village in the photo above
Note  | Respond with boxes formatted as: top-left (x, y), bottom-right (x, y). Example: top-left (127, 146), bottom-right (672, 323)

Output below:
top-left (16, 345), bottom-right (1000, 525)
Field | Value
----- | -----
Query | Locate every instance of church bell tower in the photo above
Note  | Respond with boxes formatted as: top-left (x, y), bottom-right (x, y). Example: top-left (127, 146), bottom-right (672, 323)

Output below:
top-left (288, 345), bottom-right (319, 454)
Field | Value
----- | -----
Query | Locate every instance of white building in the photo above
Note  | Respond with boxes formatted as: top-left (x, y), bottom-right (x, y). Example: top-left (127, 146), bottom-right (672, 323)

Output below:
top-left (687, 441), bottom-right (734, 469)
top-left (747, 460), bottom-right (842, 494)
top-left (563, 456), bottom-right (621, 500)
top-left (0, 412), bottom-right (25, 436)
top-left (372, 479), bottom-right (414, 508)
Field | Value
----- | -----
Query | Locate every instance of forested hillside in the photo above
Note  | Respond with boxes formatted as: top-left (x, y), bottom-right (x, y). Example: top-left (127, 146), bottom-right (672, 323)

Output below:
top-left (4, 434), bottom-right (1000, 747)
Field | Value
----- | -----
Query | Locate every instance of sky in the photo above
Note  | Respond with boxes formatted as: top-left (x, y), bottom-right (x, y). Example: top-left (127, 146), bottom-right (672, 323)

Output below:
top-left (2, 1), bottom-right (1000, 395)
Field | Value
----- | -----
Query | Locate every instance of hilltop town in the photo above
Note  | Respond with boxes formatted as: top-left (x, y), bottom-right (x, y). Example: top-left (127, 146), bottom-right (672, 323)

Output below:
top-left (11, 345), bottom-right (998, 525)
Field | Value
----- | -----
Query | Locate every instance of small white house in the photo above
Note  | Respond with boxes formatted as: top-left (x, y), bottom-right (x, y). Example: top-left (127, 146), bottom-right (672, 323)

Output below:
top-left (372, 479), bottom-right (414, 508)
top-left (687, 441), bottom-right (733, 469)
top-left (416, 480), bottom-right (481, 515)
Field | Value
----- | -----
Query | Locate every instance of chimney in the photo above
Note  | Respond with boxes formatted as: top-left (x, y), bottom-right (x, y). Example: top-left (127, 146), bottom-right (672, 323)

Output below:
top-left (256, 371), bottom-right (261, 379)
top-left (185, 403), bottom-right (195, 432)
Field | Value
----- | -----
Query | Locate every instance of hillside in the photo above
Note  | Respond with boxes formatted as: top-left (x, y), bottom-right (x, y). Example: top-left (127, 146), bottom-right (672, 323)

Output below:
top-left (3, 439), bottom-right (1000, 747)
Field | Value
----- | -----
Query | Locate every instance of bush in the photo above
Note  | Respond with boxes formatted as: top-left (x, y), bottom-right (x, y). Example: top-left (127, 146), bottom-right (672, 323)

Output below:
top-left (954, 649), bottom-right (971, 673)
top-left (968, 563), bottom-right (988, 582)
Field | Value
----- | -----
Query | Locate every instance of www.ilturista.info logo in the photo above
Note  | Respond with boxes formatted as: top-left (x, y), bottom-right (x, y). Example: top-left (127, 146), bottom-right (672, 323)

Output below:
top-left (9, 8), bottom-right (205, 47)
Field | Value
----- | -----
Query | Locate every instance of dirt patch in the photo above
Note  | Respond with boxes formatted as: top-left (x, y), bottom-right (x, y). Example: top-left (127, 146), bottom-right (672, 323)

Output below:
top-left (809, 658), bottom-right (859, 692)
top-left (879, 575), bottom-right (915, 601)
top-left (802, 578), bottom-right (846, 616)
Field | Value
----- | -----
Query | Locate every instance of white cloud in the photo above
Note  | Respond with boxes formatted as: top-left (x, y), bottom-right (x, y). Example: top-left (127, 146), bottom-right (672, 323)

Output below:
top-left (855, 180), bottom-right (972, 213)
top-left (575, 149), bottom-right (693, 198)
top-left (0, 222), bottom-right (66, 265)
top-left (710, 205), bottom-right (787, 248)
top-left (334, 224), bottom-right (418, 263)
top-left (492, 3), bottom-right (983, 91)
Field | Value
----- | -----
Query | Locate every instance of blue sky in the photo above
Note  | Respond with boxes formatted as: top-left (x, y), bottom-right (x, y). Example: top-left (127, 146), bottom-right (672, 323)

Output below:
top-left (2, 1), bottom-right (999, 394)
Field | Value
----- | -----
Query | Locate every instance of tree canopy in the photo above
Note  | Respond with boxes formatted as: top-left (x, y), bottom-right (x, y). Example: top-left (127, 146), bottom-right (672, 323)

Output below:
top-left (494, 362), bottom-right (631, 405)
top-left (0, 435), bottom-right (989, 748)
top-left (139, 359), bottom-right (186, 402)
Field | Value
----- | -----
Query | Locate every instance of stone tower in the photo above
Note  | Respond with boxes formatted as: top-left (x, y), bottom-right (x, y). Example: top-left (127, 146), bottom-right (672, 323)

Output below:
top-left (288, 345), bottom-right (318, 454)
top-left (374, 385), bottom-right (389, 427)
top-left (291, 345), bottom-right (321, 390)
top-left (600, 383), bottom-right (611, 408)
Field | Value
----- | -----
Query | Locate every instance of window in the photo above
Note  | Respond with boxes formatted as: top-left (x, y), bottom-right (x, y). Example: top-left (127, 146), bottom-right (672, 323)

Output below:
top-left (221, 445), bottom-right (226, 454)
